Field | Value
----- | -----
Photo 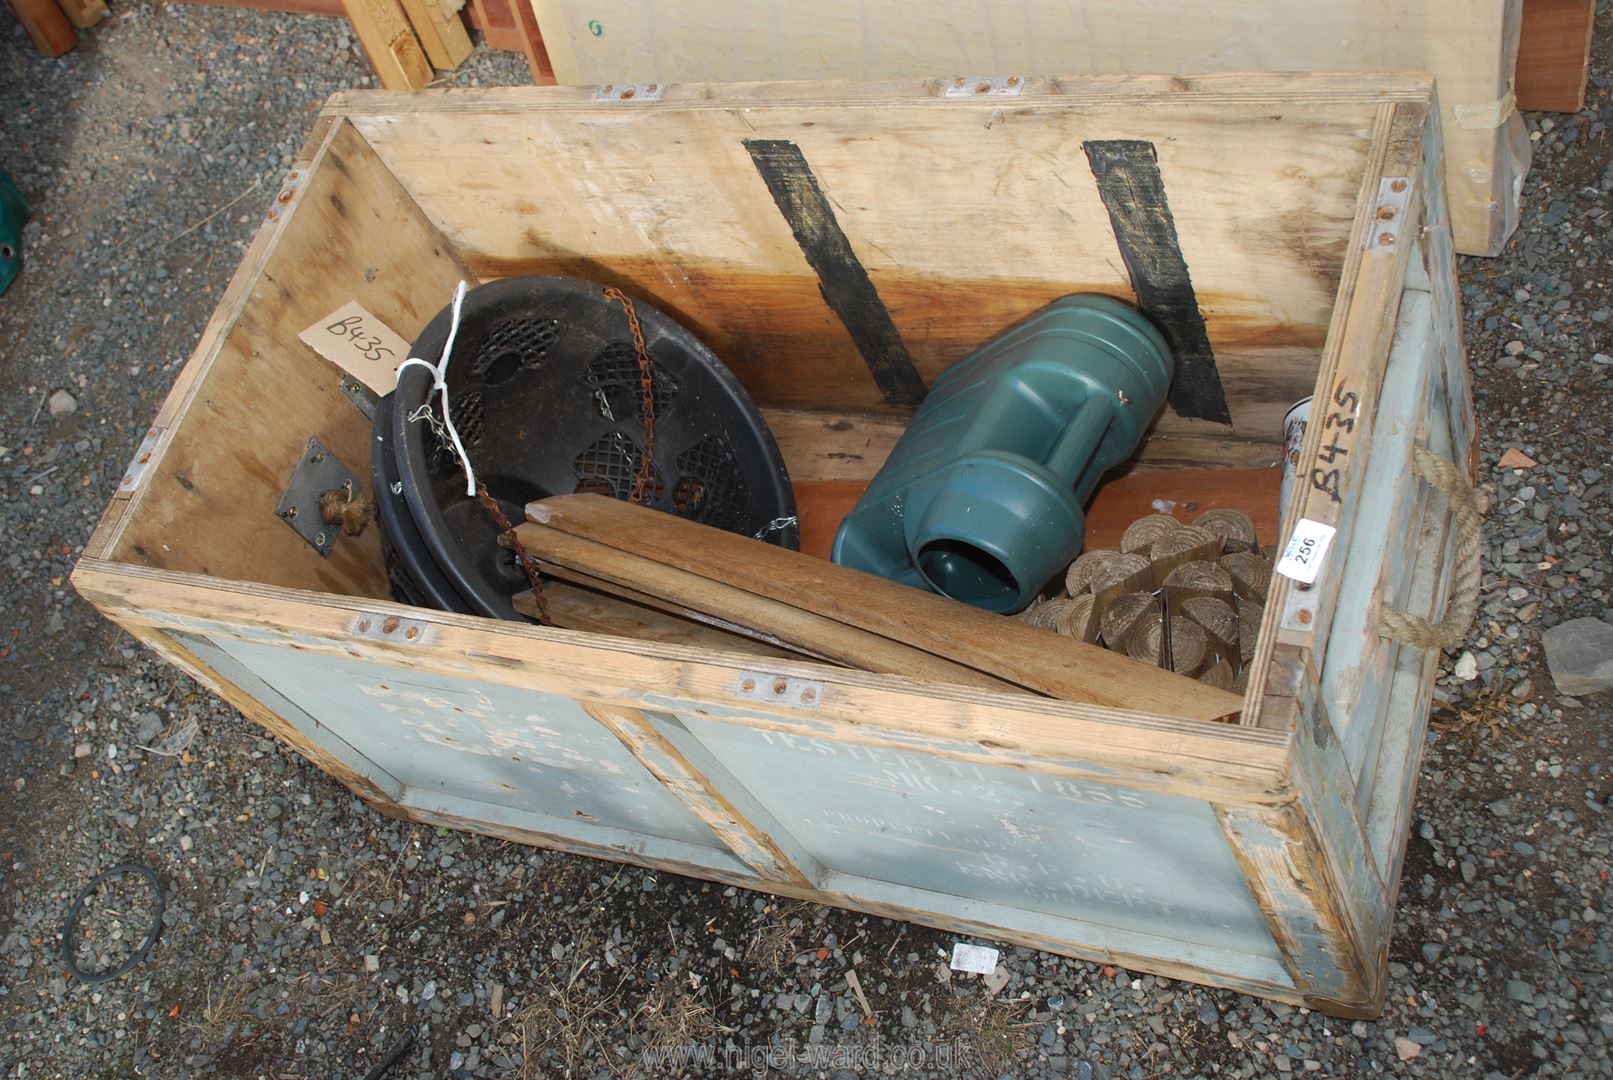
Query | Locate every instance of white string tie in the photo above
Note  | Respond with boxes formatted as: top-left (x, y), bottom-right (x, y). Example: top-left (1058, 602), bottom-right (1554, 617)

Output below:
top-left (395, 280), bottom-right (477, 496)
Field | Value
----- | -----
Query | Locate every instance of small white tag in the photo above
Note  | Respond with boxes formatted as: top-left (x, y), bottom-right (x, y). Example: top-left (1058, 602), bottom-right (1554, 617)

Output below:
top-left (299, 301), bottom-right (412, 395)
top-left (1276, 518), bottom-right (1338, 585)
top-left (949, 943), bottom-right (999, 975)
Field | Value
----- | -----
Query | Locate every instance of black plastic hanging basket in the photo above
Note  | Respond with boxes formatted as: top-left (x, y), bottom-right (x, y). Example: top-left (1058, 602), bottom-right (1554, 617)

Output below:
top-left (375, 276), bottom-right (798, 622)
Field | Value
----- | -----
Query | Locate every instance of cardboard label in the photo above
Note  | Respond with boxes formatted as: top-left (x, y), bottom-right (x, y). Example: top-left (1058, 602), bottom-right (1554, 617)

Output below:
top-left (949, 943), bottom-right (999, 975)
top-left (299, 301), bottom-right (412, 395)
top-left (1275, 518), bottom-right (1337, 585)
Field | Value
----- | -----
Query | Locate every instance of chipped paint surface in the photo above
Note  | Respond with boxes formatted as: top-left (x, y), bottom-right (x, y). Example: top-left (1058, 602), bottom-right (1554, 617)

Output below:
top-left (209, 635), bottom-right (728, 852)
top-left (669, 712), bottom-right (1282, 968)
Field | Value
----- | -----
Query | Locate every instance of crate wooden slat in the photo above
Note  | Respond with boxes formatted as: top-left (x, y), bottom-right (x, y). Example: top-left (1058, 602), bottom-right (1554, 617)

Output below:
top-left (72, 74), bottom-right (1476, 1015)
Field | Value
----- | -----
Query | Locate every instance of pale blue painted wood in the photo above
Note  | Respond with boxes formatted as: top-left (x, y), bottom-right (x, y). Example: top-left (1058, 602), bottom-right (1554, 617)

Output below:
top-left (1360, 445), bottom-right (1459, 879)
top-left (172, 630), bottom-right (406, 801)
top-left (818, 872), bottom-right (1292, 990)
top-left (665, 711), bottom-right (1289, 983)
top-left (206, 635), bottom-right (741, 864)
top-left (1350, 347), bottom-right (1455, 806)
top-left (1318, 290), bottom-right (1435, 784)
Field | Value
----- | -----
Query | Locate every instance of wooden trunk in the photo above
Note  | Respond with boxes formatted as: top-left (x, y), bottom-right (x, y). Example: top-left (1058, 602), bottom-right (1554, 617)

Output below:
top-left (71, 75), bottom-right (1475, 1017)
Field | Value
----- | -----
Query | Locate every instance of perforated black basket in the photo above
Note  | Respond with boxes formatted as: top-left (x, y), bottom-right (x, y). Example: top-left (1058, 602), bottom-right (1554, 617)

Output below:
top-left (375, 276), bottom-right (798, 622)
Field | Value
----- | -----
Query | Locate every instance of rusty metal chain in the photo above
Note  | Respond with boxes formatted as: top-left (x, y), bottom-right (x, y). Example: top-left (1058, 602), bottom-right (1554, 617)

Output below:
top-left (477, 482), bottom-right (549, 625)
top-left (471, 288), bottom-right (654, 626)
top-left (603, 287), bottom-right (657, 504)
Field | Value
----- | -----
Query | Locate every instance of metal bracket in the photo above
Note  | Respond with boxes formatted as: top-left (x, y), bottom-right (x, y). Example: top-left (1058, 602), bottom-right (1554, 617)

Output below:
top-left (276, 437), bottom-right (360, 558)
top-left (593, 82), bottom-right (663, 103)
top-left (348, 612), bottom-right (430, 644)
top-left (338, 372), bottom-right (378, 420)
top-left (734, 671), bottom-right (824, 708)
top-left (117, 426), bottom-right (166, 496)
top-left (944, 74), bottom-right (1025, 98)
top-left (1363, 176), bottom-right (1414, 251)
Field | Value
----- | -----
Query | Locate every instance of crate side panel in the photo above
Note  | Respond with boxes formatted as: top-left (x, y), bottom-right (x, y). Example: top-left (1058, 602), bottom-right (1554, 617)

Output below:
top-left (528, 0), bottom-right (1519, 255)
top-left (1317, 291), bottom-right (1436, 777)
top-left (106, 119), bottom-right (472, 596)
top-left (660, 710), bottom-right (1287, 979)
top-left (348, 92), bottom-right (1377, 436)
top-left (204, 634), bottom-right (746, 869)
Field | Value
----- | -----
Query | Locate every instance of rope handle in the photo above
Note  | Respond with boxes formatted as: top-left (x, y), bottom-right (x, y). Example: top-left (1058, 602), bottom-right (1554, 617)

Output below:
top-left (1377, 446), bottom-right (1488, 651)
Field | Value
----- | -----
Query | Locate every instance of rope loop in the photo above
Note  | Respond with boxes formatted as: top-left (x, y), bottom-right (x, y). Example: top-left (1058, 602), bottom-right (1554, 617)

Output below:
top-left (1377, 446), bottom-right (1488, 651)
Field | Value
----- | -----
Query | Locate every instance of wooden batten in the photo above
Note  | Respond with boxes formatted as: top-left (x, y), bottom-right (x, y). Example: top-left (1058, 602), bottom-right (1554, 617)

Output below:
top-left (71, 75), bottom-right (1472, 1016)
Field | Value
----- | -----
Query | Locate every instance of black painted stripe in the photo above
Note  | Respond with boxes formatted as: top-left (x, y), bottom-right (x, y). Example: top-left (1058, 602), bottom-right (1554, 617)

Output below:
top-left (1083, 139), bottom-right (1232, 426)
top-left (744, 139), bottom-right (928, 406)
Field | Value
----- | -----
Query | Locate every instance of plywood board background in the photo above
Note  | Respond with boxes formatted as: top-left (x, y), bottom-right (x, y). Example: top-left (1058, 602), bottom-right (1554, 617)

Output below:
top-left (530, 0), bottom-right (1529, 256)
top-left (340, 80), bottom-right (1385, 440)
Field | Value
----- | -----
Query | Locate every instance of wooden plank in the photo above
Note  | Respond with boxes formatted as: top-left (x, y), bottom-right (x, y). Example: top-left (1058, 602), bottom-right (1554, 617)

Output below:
top-left (1515, 0), bottom-right (1597, 112)
top-left (1216, 797), bottom-right (1381, 1016)
top-left (526, 0), bottom-right (1524, 255)
top-left (342, 0), bottom-right (433, 90)
top-left (521, 580), bottom-right (801, 659)
top-left (336, 76), bottom-right (1398, 434)
top-left (793, 468), bottom-right (1281, 563)
top-left (1244, 102), bottom-right (1428, 729)
top-left (517, 531), bottom-right (1027, 693)
top-left (99, 119), bottom-right (473, 599)
top-left (764, 409), bottom-right (1284, 488)
top-left (54, 0), bottom-right (105, 29)
top-left (399, 0), bottom-right (472, 69)
top-left (1315, 292), bottom-right (1435, 774)
top-left (518, 494), bottom-right (1245, 720)
top-left (71, 560), bottom-right (1295, 805)
top-left (5, 0), bottom-right (76, 55)
top-left (582, 703), bottom-right (817, 886)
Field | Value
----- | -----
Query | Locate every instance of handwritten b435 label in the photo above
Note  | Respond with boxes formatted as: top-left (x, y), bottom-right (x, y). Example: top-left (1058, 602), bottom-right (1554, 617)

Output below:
top-left (299, 301), bottom-right (411, 395)
top-left (1275, 518), bottom-right (1338, 585)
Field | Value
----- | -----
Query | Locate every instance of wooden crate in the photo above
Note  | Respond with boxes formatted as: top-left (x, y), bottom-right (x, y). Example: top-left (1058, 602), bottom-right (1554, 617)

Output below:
top-left (71, 74), bottom-right (1477, 1016)
top-left (530, 0), bottom-right (1531, 258)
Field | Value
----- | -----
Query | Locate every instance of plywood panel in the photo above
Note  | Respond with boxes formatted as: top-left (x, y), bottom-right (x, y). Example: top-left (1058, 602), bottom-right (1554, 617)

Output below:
top-left (208, 633), bottom-right (750, 870)
top-left (103, 119), bottom-right (473, 598)
top-left (660, 709), bottom-right (1289, 981)
top-left (340, 79), bottom-right (1379, 436)
top-left (529, 0), bottom-right (1526, 255)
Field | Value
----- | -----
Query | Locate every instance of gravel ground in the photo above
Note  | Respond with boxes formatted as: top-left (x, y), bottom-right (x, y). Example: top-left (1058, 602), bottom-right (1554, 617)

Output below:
top-left (2, 5), bottom-right (1612, 1079)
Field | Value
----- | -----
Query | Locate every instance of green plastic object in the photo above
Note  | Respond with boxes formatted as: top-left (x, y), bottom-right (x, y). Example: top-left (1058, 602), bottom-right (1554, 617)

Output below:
top-left (831, 294), bottom-right (1173, 613)
top-left (0, 170), bottom-right (26, 297)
